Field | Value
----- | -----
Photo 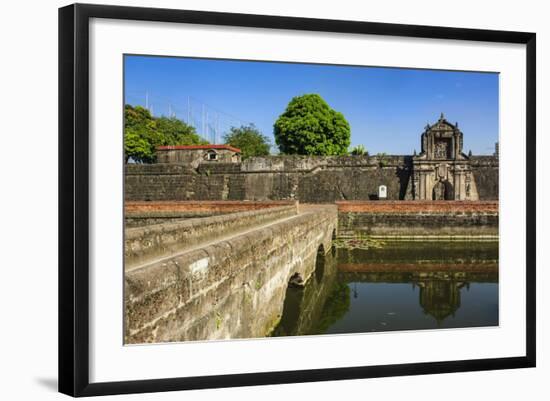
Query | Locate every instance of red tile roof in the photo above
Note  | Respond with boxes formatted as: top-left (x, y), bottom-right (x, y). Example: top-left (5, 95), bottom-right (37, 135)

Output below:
top-left (156, 144), bottom-right (241, 153)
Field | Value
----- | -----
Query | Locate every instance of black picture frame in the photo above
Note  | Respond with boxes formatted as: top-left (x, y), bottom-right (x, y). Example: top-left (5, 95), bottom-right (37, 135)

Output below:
top-left (58, 3), bottom-right (536, 397)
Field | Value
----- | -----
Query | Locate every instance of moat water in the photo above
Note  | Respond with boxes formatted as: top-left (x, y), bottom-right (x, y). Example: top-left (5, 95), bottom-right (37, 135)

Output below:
top-left (271, 241), bottom-right (499, 337)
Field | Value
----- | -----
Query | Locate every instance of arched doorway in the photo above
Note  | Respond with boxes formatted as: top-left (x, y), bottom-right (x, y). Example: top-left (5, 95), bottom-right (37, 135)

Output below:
top-left (432, 180), bottom-right (454, 200)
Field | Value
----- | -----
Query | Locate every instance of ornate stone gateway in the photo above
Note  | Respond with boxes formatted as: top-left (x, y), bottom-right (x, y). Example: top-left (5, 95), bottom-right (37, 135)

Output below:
top-left (410, 113), bottom-right (479, 200)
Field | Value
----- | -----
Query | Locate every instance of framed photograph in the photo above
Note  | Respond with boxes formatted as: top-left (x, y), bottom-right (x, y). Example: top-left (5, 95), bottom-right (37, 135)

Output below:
top-left (58, 3), bottom-right (536, 397)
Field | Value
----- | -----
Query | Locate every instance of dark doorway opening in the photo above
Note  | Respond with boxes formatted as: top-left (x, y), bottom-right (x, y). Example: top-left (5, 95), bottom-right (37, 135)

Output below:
top-left (432, 180), bottom-right (454, 200)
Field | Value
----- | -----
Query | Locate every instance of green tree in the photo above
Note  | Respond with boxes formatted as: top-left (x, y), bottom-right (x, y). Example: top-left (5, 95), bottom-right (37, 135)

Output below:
top-left (223, 124), bottom-right (271, 159)
top-left (124, 105), bottom-right (161, 163)
top-left (274, 94), bottom-right (351, 155)
top-left (350, 144), bottom-right (367, 156)
top-left (155, 116), bottom-right (207, 146)
top-left (124, 105), bottom-right (207, 163)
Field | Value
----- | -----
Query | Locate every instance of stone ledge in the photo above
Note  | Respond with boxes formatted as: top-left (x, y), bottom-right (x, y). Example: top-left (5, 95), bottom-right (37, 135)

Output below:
top-left (336, 200), bottom-right (499, 213)
top-left (125, 200), bottom-right (296, 213)
top-left (125, 203), bottom-right (298, 269)
top-left (124, 206), bottom-right (337, 343)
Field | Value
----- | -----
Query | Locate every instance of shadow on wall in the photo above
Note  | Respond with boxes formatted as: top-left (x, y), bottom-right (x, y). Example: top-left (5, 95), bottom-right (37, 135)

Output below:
top-left (315, 244), bottom-right (326, 284)
top-left (396, 163), bottom-right (412, 200)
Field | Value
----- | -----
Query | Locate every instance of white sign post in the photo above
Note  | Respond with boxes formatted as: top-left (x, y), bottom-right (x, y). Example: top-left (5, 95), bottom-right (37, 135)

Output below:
top-left (378, 185), bottom-right (387, 199)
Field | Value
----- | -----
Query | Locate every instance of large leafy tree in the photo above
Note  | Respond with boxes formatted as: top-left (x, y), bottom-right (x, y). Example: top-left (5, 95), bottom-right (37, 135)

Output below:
top-left (223, 124), bottom-right (271, 159)
top-left (124, 105), bottom-right (161, 163)
top-left (274, 94), bottom-right (351, 155)
top-left (155, 116), bottom-right (208, 146)
top-left (124, 105), bottom-right (206, 163)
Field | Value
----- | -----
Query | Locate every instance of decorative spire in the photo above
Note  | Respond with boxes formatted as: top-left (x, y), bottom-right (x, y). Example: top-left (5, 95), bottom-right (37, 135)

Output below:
top-left (455, 121), bottom-right (459, 128)
top-left (440, 112), bottom-right (445, 120)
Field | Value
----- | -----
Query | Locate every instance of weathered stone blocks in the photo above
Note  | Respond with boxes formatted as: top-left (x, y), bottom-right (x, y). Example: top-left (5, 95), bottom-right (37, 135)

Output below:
top-left (125, 204), bottom-right (298, 268)
top-left (336, 201), bottom-right (499, 237)
top-left (125, 155), bottom-right (498, 202)
top-left (124, 205), bottom-right (338, 344)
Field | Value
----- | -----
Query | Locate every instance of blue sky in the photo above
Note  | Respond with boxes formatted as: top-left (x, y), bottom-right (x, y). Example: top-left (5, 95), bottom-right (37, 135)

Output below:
top-left (124, 55), bottom-right (499, 155)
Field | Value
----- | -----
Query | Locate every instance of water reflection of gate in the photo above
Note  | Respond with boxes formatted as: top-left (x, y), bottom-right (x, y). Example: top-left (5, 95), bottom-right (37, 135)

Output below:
top-left (272, 245), bottom-right (498, 336)
top-left (339, 271), bottom-right (488, 323)
top-left (417, 279), bottom-right (465, 322)
top-left (337, 266), bottom-right (497, 324)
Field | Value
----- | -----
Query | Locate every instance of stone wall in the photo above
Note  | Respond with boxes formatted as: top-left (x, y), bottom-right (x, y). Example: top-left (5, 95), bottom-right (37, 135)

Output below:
top-left (125, 164), bottom-right (226, 201)
top-left (470, 156), bottom-right (499, 200)
top-left (124, 155), bottom-right (498, 202)
top-left (157, 147), bottom-right (240, 167)
top-left (337, 201), bottom-right (499, 237)
top-left (125, 201), bottom-right (296, 227)
top-left (125, 204), bottom-right (298, 269)
top-left (125, 205), bottom-right (337, 343)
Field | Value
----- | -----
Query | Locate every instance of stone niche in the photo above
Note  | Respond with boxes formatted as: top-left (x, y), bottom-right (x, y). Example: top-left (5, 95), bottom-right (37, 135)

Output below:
top-left (409, 113), bottom-right (479, 200)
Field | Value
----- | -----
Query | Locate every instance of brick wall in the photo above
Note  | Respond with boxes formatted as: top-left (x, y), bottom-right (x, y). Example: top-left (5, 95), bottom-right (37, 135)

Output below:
top-left (336, 200), bottom-right (499, 213)
top-left (125, 200), bottom-right (296, 213)
top-left (337, 201), bottom-right (499, 237)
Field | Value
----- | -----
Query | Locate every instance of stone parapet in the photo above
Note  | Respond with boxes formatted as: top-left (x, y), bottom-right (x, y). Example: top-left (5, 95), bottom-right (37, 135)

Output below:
top-left (125, 203), bottom-right (298, 269)
top-left (336, 201), bottom-right (498, 237)
top-left (336, 200), bottom-right (498, 213)
top-left (125, 200), bottom-right (296, 213)
top-left (124, 205), bottom-right (337, 343)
